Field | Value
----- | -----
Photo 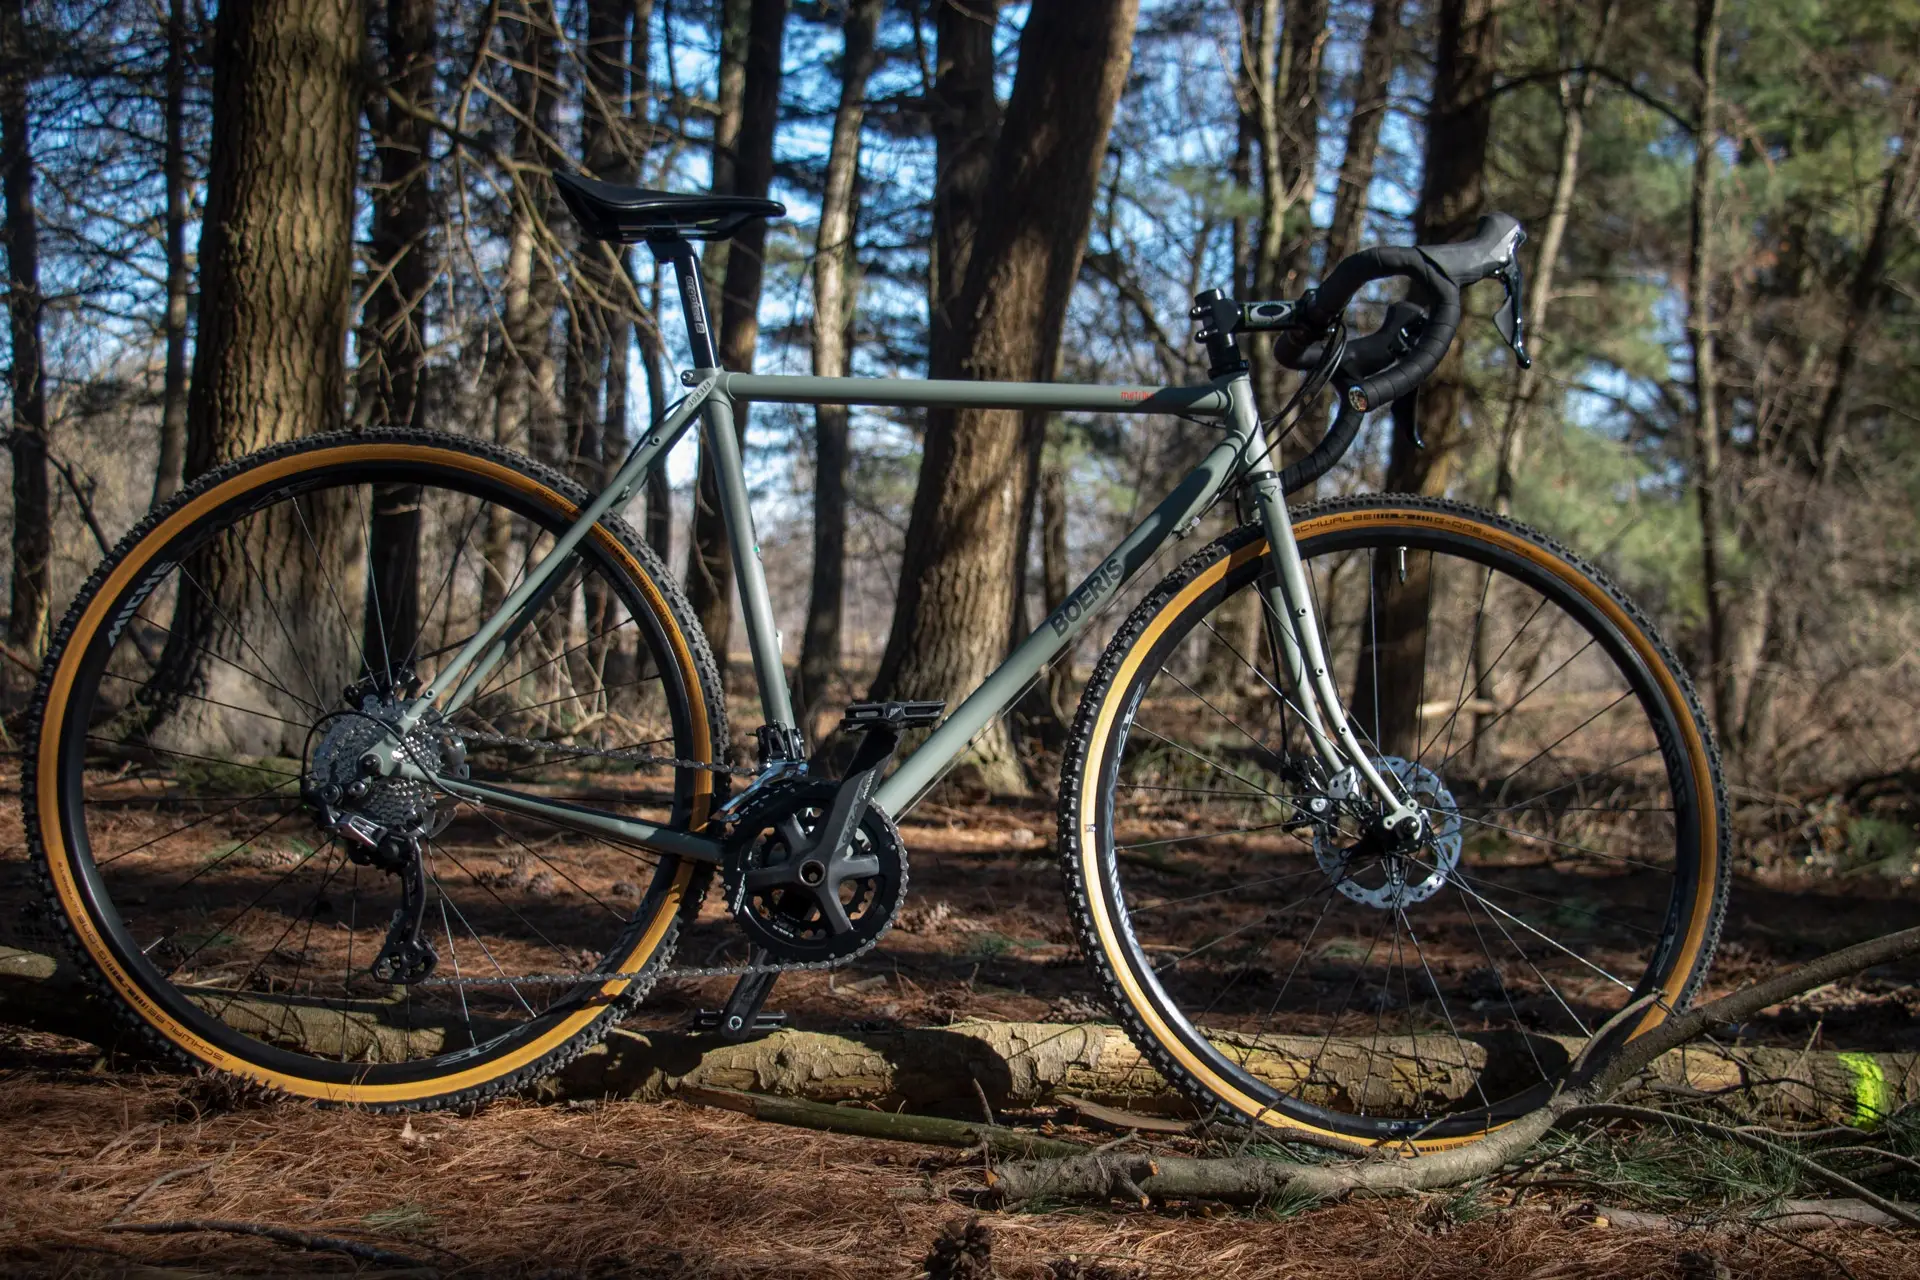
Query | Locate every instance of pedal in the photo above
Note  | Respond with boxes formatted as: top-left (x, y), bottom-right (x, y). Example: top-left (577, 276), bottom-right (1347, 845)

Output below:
top-left (842, 700), bottom-right (945, 732)
top-left (690, 1008), bottom-right (787, 1036)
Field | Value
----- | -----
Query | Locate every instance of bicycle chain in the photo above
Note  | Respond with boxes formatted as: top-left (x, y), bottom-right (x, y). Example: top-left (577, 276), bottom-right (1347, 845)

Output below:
top-left (416, 728), bottom-right (865, 988)
top-left (448, 725), bottom-right (761, 777)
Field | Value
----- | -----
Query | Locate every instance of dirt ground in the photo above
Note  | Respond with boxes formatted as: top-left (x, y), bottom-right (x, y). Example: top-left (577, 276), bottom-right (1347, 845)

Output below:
top-left (2, 773), bottom-right (1918, 1276)
top-left (1, 1030), bottom-right (1915, 1280)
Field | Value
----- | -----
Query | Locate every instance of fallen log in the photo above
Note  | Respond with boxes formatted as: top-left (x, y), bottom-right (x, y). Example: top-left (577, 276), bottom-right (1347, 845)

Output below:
top-left (5, 943), bottom-right (1915, 1130)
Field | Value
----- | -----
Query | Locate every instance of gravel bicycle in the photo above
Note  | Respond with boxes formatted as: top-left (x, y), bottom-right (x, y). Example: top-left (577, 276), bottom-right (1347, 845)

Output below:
top-left (23, 172), bottom-right (1726, 1151)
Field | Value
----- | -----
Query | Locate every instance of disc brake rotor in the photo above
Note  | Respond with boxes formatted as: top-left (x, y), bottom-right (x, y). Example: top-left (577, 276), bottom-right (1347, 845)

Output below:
top-left (1314, 755), bottom-right (1463, 910)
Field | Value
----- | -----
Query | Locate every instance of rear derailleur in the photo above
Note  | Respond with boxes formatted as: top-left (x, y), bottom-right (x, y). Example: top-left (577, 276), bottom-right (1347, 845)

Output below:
top-left (693, 700), bottom-right (941, 1042)
top-left (300, 669), bottom-right (468, 986)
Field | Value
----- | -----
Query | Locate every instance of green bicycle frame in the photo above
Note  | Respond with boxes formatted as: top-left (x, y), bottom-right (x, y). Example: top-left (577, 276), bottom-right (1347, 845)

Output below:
top-left (386, 243), bottom-right (1416, 864)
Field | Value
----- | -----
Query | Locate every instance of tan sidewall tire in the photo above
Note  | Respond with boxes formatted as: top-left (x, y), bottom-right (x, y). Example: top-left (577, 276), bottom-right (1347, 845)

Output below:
top-left (24, 431), bottom-right (728, 1109)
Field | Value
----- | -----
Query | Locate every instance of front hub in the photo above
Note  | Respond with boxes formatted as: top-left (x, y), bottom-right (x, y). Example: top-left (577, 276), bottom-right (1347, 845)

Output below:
top-left (1313, 755), bottom-right (1463, 910)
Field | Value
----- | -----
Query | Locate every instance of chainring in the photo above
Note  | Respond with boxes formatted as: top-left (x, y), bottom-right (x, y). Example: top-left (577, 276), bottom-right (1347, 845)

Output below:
top-left (722, 779), bottom-right (907, 964)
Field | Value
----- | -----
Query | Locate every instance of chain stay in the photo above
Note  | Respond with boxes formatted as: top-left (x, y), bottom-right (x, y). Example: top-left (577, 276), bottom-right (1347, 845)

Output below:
top-left (421, 728), bottom-right (873, 988)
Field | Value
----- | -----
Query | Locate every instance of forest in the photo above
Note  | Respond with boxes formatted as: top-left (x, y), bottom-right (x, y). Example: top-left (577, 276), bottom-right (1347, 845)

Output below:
top-left (1, 0), bottom-right (1919, 1276)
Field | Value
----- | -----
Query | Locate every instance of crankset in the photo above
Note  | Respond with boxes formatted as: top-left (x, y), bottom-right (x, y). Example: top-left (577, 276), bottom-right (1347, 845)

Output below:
top-left (696, 700), bottom-right (939, 1041)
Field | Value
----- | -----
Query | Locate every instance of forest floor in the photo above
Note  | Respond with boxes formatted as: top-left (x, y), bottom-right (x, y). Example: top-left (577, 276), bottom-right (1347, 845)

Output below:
top-left (2, 768), bottom-right (1919, 1276)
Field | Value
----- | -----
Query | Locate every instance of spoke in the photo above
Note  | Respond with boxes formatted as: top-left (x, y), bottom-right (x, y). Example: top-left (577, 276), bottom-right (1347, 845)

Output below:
top-left (208, 840), bottom-right (347, 1027)
top-left (229, 527), bottom-right (333, 712)
top-left (1304, 902), bottom-right (1396, 1091)
top-left (405, 491), bottom-right (490, 677)
top-left (163, 819), bottom-right (321, 976)
top-left (431, 853), bottom-right (542, 1020)
top-left (1488, 690), bottom-right (1637, 798)
top-left (1455, 878), bottom-right (1553, 1081)
top-left (464, 808), bottom-right (626, 922)
top-left (1434, 561), bottom-right (1497, 773)
top-left (96, 778), bottom-right (301, 867)
top-left (1452, 811), bottom-right (1670, 876)
top-left (1400, 908), bottom-right (1492, 1111)
top-left (1433, 638), bottom-right (1599, 777)
top-left (1132, 726), bottom-right (1296, 811)
top-left (431, 867), bottom-right (477, 1047)
top-left (87, 736), bottom-right (302, 780)
top-left (1444, 862), bottom-right (1661, 938)
top-left (1454, 877), bottom-right (1592, 1038)
top-left (100, 671), bottom-right (312, 732)
top-left (1236, 884), bottom-right (1342, 1071)
top-left (1465, 747), bottom-right (1664, 817)
top-left (352, 481), bottom-right (393, 685)
top-left (1197, 612), bottom-right (1314, 726)
top-left (1161, 668), bottom-right (1277, 762)
top-left (151, 575), bottom-right (324, 715)
top-left (1126, 864), bottom-right (1326, 916)
top-left (290, 492), bottom-right (373, 685)
top-left (1443, 873), bottom-right (1632, 992)
top-left (1116, 817), bottom-right (1307, 853)
top-left (1420, 591), bottom-right (1553, 765)
top-left (427, 841), bottom-right (580, 980)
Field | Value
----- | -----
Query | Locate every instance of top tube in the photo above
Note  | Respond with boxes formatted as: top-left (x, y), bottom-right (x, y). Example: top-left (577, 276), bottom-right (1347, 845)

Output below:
top-left (712, 371), bottom-right (1235, 418)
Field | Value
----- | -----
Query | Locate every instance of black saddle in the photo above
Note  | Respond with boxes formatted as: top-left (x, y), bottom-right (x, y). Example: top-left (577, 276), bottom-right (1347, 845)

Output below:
top-left (553, 171), bottom-right (785, 245)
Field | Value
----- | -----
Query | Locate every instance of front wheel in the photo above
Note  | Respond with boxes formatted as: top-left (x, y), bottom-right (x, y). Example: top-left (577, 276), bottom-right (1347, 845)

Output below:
top-left (1060, 495), bottom-right (1727, 1150)
top-left (24, 430), bottom-right (728, 1109)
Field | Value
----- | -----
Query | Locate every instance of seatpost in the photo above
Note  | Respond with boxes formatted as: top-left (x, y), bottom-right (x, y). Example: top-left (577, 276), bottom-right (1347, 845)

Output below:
top-left (649, 236), bottom-right (718, 368)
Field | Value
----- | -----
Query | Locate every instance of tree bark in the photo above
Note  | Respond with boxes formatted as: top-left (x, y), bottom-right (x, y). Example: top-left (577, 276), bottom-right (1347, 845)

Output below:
top-left (150, 0), bottom-right (194, 508)
top-left (358, 0), bottom-right (438, 678)
top-left (1354, 0), bottom-right (1497, 759)
top-left (1490, 0), bottom-right (1613, 514)
top-left (869, 0), bottom-right (1140, 794)
top-left (5, 945), bottom-right (1912, 1131)
top-left (484, 2), bottom-right (564, 616)
top-left (1323, 0), bottom-right (1402, 273)
top-left (1, 0), bottom-right (49, 661)
top-left (684, 0), bottom-right (787, 677)
top-left (927, 0), bottom-right (1002, 379)
top-left (1811, 82), bottom-right (1920, 475)
top-left (1685, 0), bottom-right (1732, 749)
top-left (798, 0), bottom-right (881, 737)
top-left (140, 0), bottom-right (365, 753)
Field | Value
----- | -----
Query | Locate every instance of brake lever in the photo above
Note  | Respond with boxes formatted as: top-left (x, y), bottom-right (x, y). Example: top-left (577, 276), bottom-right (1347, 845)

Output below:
top-left (1493, 260), bottom-right (1531, 369)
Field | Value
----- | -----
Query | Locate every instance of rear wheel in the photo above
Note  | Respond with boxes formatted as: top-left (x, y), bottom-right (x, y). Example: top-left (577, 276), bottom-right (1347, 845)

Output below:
top-left (24, 431), bottom-right (727, 1109)
top-left (1061, 496), bottom-right (1727, 1149)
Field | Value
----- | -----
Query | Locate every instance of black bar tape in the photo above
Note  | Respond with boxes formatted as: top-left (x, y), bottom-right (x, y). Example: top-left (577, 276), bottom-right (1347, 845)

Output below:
top-left (1278, 402), bottom-right (1367, 494)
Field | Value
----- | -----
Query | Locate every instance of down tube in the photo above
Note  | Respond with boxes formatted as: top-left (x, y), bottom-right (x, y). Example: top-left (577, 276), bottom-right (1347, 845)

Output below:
top-left (873, 425), bottom-right (1252, 814)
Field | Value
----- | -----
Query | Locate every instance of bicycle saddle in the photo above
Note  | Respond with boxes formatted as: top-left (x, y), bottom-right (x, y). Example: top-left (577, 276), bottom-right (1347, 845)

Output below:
top-left (553, 170), bottom-right (786, 244)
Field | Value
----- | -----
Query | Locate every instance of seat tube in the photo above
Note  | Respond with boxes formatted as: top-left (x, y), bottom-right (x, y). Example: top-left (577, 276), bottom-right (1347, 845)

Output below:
top-left (648, 236), bottom-right (797, 735)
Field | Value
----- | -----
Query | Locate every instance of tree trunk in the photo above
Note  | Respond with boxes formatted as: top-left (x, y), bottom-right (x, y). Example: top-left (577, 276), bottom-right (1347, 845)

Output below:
top-left (798, 0), bottom-right (880, 738)
top-left (146, 0), bottom-right (363, 752)
top-left (1354, 0), bottom-right (1497, 760)
top-left (358, 0), bottom-right (438, 678)
top-left (1, 0), bottom-right (49, 662)
top-left (684, 0), bottom-right (787, 678)
top-left (483, 3), bottom-right (564, 616)
top-left (1811, 82), bottom-right (1920, 475)
top-left (1322, 0), bottom-right (1402, 273)
top-left (1489, 0), bottom-right (1613, 514)
top-left (1685, 0), bottom-right (1732, 749)
top-left (869, 0), bottom-right (1141, 794)
top-left (927, 0), bottom-right (1002, 378)
top-left (5, 946), bottom-right (1908, 1131)
top-left (150, 0), bottom-right (194, 508)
